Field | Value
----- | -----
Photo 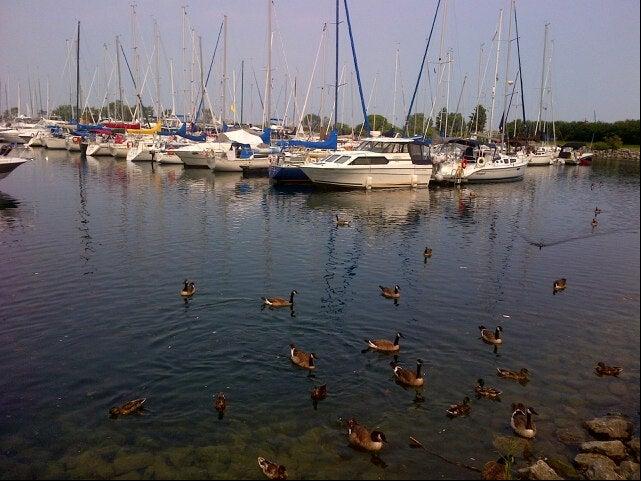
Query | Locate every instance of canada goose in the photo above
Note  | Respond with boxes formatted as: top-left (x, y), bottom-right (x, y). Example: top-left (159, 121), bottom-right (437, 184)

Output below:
top-left (262, 290), bottom-right (297, 308)
top-left (497, 367), bottom-right (529, 383)
top-left (180, 280), bottom-right (196, 297)
top-left (479, 325), bottom-right (503, 345)
top-left (594, 206), bottom-right (603, 215)
top-left (393, 359), bottom-right (424, 387)
top-left (379, 285), bottom-right (400, 299)
top-left (289, 344), bottom-right (316, 370)
top-left (364, 332), bottom-right (403, 353)
top-left (475, 378), bottom-right (502, 401)
top-left (446, 396), bottom-right (471, 417)
top-left (595, 362), bottom-right (623, 377)
top-left (511, 405), bottom-right (538, 438)
top-left (257, 457), bottom-right (287, 480)
top-left (423, 247), bottom-right (433, 258)
top-left (553, 278), bottom-right (567, 292)
top-left (482, 455), bottom-right (514, 480)
top-left (311, 384), bottom-right (327, 410)
top-left (214, 393), bottom-right (226, 419)
top-left (336, 214), bottom-right (351, 227)
top-left (346, 418), bottom-right (387, 452)
top-left (591, 217), bottom-right (598, 227)
top-left (109, 398), bottom-right (146, 418)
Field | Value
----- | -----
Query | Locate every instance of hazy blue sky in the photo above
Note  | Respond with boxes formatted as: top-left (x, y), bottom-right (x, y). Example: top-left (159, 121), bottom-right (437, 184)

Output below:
top-left (1, 0), bottom-right (639, 127)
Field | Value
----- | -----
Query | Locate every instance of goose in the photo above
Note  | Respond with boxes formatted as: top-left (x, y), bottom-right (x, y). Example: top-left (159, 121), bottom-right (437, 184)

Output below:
top-left (109, 398), bottom-right (146, 418)
top-left (423, 247), bottom-right (433, 258)
top-left (180, 280), bottom-right (196, 297)
top-left (257, 457), bottom-right (287, 480)
top-left (262, 290), bottom-right (297, 308)
top-left (446, 396), bottom-right (471, 417)
top-left (595, 362), bottom-right (623, 376)
top-left (289, 344), bottom-right (316, 370)
top-left (379, 284), bottom-right (400, 299)
top-left (479, 325), bottom-right (503, 345)
top-left (511, 405), bottom-right (538, 438)
top-left (346, 418), bottom-right (387, 452)
top-left (393, 359), bottom-right (424, 387)
top-left (475, 378), bottom-right (502, 401)
top-left (214, 393), bottom-right (226, 419)
top-left (553, 278), bottom-right (567, 292)
top-left (591, 217), bottom-right (598, 227)
top-left (482, 455), bottom-right (514, 480)
top-left (336, 214), bottom-right (351, 227)
top-left (594, 206), bottom-right (603, 215)
top-left (364, 332), bottom-right (403, 353)
top-left (497, 367), bottom-right (529, 383)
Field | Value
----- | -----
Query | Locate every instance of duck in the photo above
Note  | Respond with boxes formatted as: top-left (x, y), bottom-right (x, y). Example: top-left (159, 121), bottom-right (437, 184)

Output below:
top-left (257, 457), bottom-right (287, 480)
top-left (180, 280), bottom-right (196, 297)
top-left (379, 284), bottom-right (400, 299)
top-left (591, 217), bottom-right (598, 227)
top-left (346, 418), bottom-right (387, 452)
top-left (497, 367), bottom-right (529, 383)
top-left (364, 332), bottom-right (403, 353)
top-left (393, 358), bottom-right (425, 387)
top-left (311, 384), bottom-right (327, 403)
top-left (446, 396), bottom-right (471, 417)
top-left (475, 378), bottom-right (502, 401)
top-left (595, 362), bottom-right (623, 376)
top-left (553, 278), bottom-right (567, 292)
top-left (423, 247), bottom-right (433, 258)
top-left (289, 344), bottom-right (316, 370)
top-left (109, 398), bottom-right (146, 418)
top-left (482, 455), bottom-right (514, 480)
top-left (336, 214), bottom-right (351, 227)
top-left (511, 405), bottom-right (538, 438)
top-left (594, 206), bottom-right (603, 215)
top-left (214, 392), bottom-right (226, 418)
top-left (479, 325), bottom-right (503, 345)
top-left (262, 290), bottom-right (297, 308)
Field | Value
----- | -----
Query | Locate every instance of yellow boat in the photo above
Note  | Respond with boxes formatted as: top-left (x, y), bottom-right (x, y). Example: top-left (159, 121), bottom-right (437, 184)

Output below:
top-left (126, 122), bottom-right (162, 135)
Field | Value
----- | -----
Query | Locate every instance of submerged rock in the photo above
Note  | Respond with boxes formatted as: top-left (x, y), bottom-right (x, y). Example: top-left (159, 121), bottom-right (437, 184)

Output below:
top-left (517, 460), bottom-right (563, 480)
top-left (616, 460), bottom-right (640, 480)
top-left (546, 456), bottom-right (579, 479)
top-left (628, 438), bottom-right (640, 463)
top-left (581, 440), bottom-right (628, 460)
top-left (112, 452), bottom-right (150, 476)
top-left (574, 453), bottom-right (622, 480)
top-left (556, 427), bottom-right (589, 446)
top-left (584, 415), bottom-right (633, 440)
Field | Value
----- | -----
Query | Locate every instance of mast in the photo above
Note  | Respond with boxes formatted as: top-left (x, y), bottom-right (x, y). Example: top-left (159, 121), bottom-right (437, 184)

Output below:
top-left (333, 0), bottom-right (339, 131)
top-left (444, 50), bottom-right (451, 136)
top-left (343, 0), bottom-right (371, 134)
top-left (222, 14), bottom-right (228, 125)
top-left (115, 35), bottom-right (124, 120)
top-left (488, 9), bottom-right (503, 143)
top-left (392, 46), bottom-right (399, 127)
top-left (240, 59), bottom-right (244, 125)
top-left (76, 20), bottom-right (80, 121)
top-left (131, 3), bottom-right (140, 119)
top-left (155, 19), bottom-right (161, 120)
top-left (513, 3), bottom-right (527, 134)
top-left (265, 0), bottom-right (273, 128)
top-left (46, 76), bottom-right (50, 118)
top-left (501, 0), bottom-right (514, 146)
top-left (181, 5), bottom-right (187, 120)
top-left (170, 59), bottom-right (176, 115)
top-left (28, 74), bottom-right (34, 118)
top-left (37, 76), bottom-right (43, 117)
top-left (474, 43), bottom-right (484, 135)
top-left (199, 35), bottom-right (204, 125)
top-left (535, 23), bottom-right (549, 137)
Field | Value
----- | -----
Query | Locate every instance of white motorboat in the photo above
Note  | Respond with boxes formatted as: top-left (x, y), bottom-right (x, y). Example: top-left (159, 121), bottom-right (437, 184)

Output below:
top-left (435, 151), bottom-right (527, 183)
top-left (526, 145), bottom-right (557, 166)
top-left (299, 137), bottom-right (433, 189)
top-left (173, 142), bottom-right (228, 168)
top-left (0, 145), bottom-right (30, 180)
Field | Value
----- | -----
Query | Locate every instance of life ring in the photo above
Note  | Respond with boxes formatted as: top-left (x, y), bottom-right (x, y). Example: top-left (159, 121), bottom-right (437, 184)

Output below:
top-left (477, 157), bottom-right (486, 166)
top-left (72, 136), bottom-right (81, 144)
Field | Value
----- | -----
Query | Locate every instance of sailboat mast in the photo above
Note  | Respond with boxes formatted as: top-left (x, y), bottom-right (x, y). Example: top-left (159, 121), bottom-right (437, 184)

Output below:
top-left (266, 0), bottom-right (273, 128)
top-left (501, 0), bottom-right (514, 146)
top-left (474, 43), bottom-right (484, 135)
top-left (333, 0), bottom-right (339, 131)
top-left (240, 59), bottom-right (244, 125)
top-left (76, 20), bottom-right (80, 121)
top-left (222, 14), bottom-right (228, 125)
top-left (392, 46), bottom-right (399, 127)
top-left (513, 3), bottom-right (527, 134)
top-left (115, 35), bottom-right (124, 120)
top-left (155, 20), bottom-right (161, 120)
top-left (170, 59), bottom-right (176, 115)
top-left (199, 35), bottom-right (204, 124)
top-left (488, 9), bottom-right (503, 143)
top-left (535, 23), bottom-right (549, 137)
top-left (46, 76), bottom-right (50, 118)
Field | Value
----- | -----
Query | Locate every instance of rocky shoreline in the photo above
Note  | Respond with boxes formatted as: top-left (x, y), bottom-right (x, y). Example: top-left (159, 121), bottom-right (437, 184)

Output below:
top-left (593, 149), bottom-right (640, 161)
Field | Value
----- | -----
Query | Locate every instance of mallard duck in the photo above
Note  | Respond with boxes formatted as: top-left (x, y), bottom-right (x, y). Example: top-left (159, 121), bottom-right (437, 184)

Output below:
top-left (109, 398), bottom-right (146, 417)
top-left (393, 359), bottom-right (424, 387)
top-left (214, 392), bottom-right (226, 418)
top-left (364, 332), bottom-right (403, 353)
top-left (336, 214), bottom-right (351, 227)
top-left (511, 405), bottom-right (538, 438)
top-left (379, 284), bottom-right (400, 299)
top-left (346, 418), bottom-right (387, 452)
top-left (497, 367), bottom-right (529, 383)
top-left (289, 344), bottom-right (316, 370)
top-left (446, 396), bottom-right (471, 417)
top-left (482, 455), bottom-right (514, 480)
top-left (475, 378), bottom-right (502, 401)
top-left (591, 217), bottom-right (598, 227)
top-left (594, 206), bottom-right (603, 215)
top-left (423, 247), bottom-right (433, 258)
top-left (595, 362), bottom-right (623, 376)
top-left (257, 457), bottom-right (287, 480)
top-left (479, 325), bottom-right (503, 345)
top-left (262, 290), bottom-right (297, 308)
top-left (553, 278), bottom-right (567, 292)
top-left (180, 280), bottom-right (196, 297)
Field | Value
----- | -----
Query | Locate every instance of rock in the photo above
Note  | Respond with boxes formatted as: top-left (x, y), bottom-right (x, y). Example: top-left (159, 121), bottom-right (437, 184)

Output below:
top-left (628, 438), bottom-right (640, 463)
top-left (493, 435), bottom-right (530, 457)
top-left (581, 440), bottom-right (628, 460)
top-left (547, 456), bottom-right (579, 479)
top-left (518, 460), bottom-right (564, 480)
top-left (557, 427), bottom-right (589, 446)
top-left (112, 452), bottom-right (150, 476)
top-left (575, 453), bottom-right (622, 480)
top-left (584, 415), bottom-right (633, 440)
top-left (616, 461), bottom-right (640, 480)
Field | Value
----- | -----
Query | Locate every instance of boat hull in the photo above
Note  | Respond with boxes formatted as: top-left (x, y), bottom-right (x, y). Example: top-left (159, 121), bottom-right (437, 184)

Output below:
top-left (299, 164), bottom-right (432, 189)
top-left (215, 157), bottom-right (271, 173)
top-left (465, 164), bottom-right (526, 182)
top-left (527, 154), bottom-right (553, 166)
top-left (268, 164), bottom-right (311, 184)
top-left (44, 137), bottom-right (68, 149)
top-left (0, 158), bottom-right (29, 180)
top-left (86, 143), bottom-right (111, 156)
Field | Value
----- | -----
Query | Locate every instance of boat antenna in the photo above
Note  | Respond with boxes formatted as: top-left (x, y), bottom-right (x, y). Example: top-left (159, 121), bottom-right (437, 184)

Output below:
top-left (120, 44), bottom-right (151, 128)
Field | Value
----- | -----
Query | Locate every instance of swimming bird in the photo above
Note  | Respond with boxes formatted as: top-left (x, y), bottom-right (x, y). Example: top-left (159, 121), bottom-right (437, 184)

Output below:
top-left (497, 367), bottom-right (529, 383)
top-left (214, 392), bottom-right (226, 419)
top-left (475, 378), bottom-right (502, 401)
top-left (346, 418), bottom-right (387, 452)
top-left (262, 290), bottom-right (297, 308)
top-left (311, 384), bottom-right (327, 410)
top-left (511, 405), bottom-right (538, 438)
top-left (595, 206), bottom-right (603, 215)
top-left (553, 278), bottom-right (567, 292)
top-left (446, 396), bottom-right (471, 417)
top-left (479, 325), bottom-right (503, 345)
top-left (393, 358), bottom-right (424, 387)
top-left (336, 214), bottom-right (351, 227)
top-left (364, 332), bottom-right (403, 353)
top-left (180, 280), bottom-right (196, 297)
top-left (379, 284), bottom-right (400, 299)
top-left (423, 247), bottom-right (433, 258)
top-left (591, 217), bottom-right (598, 227)
top-left (595, 362), bottom-right (623, 377)
top-left (482, 455), bottom-right (514, 480)
top-left (109, 398), bottom-right (146, 418)
top-left (289, 344), bottom-right (316, 370)
top-left (257, 457), bottom-right (287, 480)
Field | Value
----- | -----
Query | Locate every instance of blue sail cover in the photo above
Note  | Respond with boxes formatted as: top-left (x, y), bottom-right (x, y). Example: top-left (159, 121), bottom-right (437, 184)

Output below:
top-left (75, 121), bottom-right (104, 130)
top-left (260, 128), bottom-right (271, 144)
top-left (160, 123), bottom-right (187, 136)
top-left (276, 130), bottom-right (338, 150)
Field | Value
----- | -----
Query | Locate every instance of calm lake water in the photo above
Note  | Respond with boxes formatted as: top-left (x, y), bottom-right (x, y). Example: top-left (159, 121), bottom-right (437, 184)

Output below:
top-left (0, 148), bottom-right (639, 480)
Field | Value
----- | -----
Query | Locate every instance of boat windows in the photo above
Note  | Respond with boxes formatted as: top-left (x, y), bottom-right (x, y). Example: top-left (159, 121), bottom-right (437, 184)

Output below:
top-left (348, 156), bottom-right (389, 165)
top-left (408, 143), bottom-right (433, 165)
top-left (356, 141), bottom-right (374, 150)
top-left (335, 155), bottom-right (352, 164)
top-left (323, 154), bottom-right (341, 163)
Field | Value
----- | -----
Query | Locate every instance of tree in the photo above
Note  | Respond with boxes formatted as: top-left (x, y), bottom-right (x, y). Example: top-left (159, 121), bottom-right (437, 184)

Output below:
top-left (53, 104), bottom-right (73, 121)
top-left (468, 105), bottom-right (487, 134)
top-left (354, 114), bottom-right (397, 136)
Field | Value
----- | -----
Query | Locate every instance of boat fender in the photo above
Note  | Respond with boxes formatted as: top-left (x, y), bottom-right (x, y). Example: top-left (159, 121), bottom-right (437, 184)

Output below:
top-left (477, 157), bottom-right (486, 166)
top-left (73, 136), bottom-right (81, 144)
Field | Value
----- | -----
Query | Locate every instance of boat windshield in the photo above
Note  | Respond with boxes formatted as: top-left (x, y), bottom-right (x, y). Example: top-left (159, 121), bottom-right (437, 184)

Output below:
top-left (323, 154), bottom-right (342, 163)
top-left (356, 140), bottom-right (408, 153)
top-left (335, 155), bottom-right (352, 164)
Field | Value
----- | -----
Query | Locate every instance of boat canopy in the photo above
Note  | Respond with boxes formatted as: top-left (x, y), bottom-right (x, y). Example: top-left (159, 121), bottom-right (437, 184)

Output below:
top-left (276, 130), bottom-right (338, 150)
top-left (219, 129), bottom-right (265, 147)
top-left (561, 142), bottom-right (586, 149)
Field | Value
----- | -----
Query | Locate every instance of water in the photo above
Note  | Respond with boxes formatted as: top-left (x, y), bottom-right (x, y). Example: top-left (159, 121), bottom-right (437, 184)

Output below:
top-left (1, 149), bottom-right (639, 480)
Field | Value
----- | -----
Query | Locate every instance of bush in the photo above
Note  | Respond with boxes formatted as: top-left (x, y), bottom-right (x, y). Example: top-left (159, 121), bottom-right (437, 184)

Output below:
top-left (591, 142), bottom-right (610, 151)
top-left (604, 134), bottom-right (623, 150)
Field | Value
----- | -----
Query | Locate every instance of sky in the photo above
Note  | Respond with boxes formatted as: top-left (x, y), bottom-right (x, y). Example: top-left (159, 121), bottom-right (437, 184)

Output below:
top-left (0, 0), bottom-right (639, 128)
